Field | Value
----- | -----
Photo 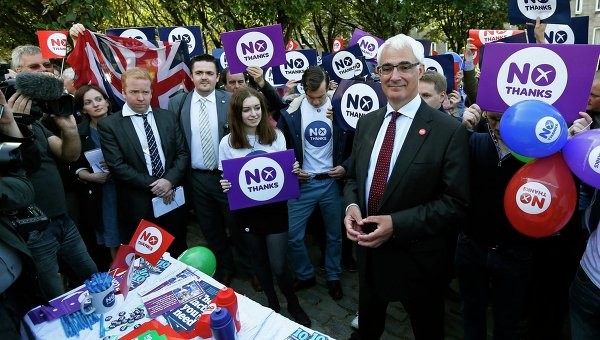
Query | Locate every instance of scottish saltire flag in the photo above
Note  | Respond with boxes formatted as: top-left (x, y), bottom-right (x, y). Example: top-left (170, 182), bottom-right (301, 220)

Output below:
top-left (67, 30), bottom-right (193, 110)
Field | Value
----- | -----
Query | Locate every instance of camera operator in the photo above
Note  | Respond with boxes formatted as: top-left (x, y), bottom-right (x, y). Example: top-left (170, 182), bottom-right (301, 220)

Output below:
top-left (6, 45), bottom-right (97, 300)
top-left (0, 91), bottom-right (47, 337)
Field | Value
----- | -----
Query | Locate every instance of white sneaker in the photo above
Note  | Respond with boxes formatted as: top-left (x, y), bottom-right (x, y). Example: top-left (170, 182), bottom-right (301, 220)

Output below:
top-left (351, 313), bottom-right (359, 329)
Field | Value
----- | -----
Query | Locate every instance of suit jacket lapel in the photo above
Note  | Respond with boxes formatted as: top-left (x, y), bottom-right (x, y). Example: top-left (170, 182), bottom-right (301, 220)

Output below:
top-left (153, 108), bottom-right (169, 159)
top-left (215, 90), bottom-right (228, 140)
top-left (118, 112), bottom-right (146, 164)
top-left (380, 103), bottom-right (433, 205)
top-left (357, 108), bottom-right (386, 207)
top-left (181, 93), bottom-right (193, 148)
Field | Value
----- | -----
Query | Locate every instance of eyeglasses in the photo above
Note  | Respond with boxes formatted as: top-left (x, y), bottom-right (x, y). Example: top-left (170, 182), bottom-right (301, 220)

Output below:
top-left (377, 62), bottom-right (420, 75)
top-left (23, 62), bottom-right (53, 71)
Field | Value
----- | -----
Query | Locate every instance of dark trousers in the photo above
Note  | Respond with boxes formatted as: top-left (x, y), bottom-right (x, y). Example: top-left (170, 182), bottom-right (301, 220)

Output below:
top-left (570, 266), bottom-right (600, 340)
top-left (357, 272), bottom-right (445, 339)
top-left (455, 232), bottom-right (533, 340)
top-left (189, 170), bottom-right (252, 278)
top-left (242, 231), bottom-right (295, 298)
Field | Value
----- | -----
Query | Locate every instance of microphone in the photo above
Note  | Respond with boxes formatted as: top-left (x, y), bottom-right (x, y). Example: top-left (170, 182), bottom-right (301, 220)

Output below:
top-left (15, 72), bottom-right (64, 101)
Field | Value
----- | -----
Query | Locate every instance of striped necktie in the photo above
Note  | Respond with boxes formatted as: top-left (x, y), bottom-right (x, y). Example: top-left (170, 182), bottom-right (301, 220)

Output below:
top-left (198, 97), bottom-right (217, 169)
top-left (137, 113), bottom-right (164, 178)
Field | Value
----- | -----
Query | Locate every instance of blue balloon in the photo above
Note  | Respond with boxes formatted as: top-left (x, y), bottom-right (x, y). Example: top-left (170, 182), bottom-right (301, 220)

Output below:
top-left (444, 51), bottom-right (463, 70)
top-left (499, 100), bottom-right (568, 158)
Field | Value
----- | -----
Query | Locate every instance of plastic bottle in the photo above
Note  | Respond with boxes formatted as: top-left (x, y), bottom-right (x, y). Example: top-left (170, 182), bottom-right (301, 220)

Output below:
top-left (210, 307), bottom-right (238, 340)
top-left (213, 287), bottom-right (241, 331)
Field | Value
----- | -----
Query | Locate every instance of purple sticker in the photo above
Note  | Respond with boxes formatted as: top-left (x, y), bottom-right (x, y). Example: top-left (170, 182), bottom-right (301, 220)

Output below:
top-left (222, 150), bottom-right (300, 210)
top-left (220, 24), bottom-right (286, 74)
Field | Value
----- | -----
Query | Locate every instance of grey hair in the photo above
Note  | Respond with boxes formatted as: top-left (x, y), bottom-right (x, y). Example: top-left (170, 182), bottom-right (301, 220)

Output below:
top-left (377, 34), bottom-right (424, 65)
top-left (11, 45), bottom-right (42, 69)
top-left (63, 67), bottom-right (75, 80)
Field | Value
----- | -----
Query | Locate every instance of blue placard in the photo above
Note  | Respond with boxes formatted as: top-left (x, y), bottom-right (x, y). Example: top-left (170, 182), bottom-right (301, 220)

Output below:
top-left (271, 49), bottom-right (318, 84)
top-left (331, 80), bottom-right (387, 131)
top-left (526, 16), bottom-right (589, 44)
top-left (423, 54), bottom-right (455, 94)
top-left (212, 48), bottom-right (227, 72)
top-left (158, 26), bottom-right (204, 57)
top-left (508, 0), bottom-right (571, 24)
top-left (105, 27), bottom-right (156, 41)
top-left (321, 44), bottom-right (370, 83)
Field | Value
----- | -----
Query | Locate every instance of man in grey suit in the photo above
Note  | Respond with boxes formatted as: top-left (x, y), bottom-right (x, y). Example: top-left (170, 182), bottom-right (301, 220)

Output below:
top-left (168, 54), bottom-right (245, 287)
top-left (99, 67), bottom-right (189, 257)
top-left (344, 34), bottom-right (470, 339)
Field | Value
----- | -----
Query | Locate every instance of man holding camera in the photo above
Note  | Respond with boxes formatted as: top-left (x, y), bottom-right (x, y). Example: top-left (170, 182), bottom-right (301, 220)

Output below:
top-left (5, 45), bottom-right (97, 299)
top-left (0, 89), bottom-right (46, 336)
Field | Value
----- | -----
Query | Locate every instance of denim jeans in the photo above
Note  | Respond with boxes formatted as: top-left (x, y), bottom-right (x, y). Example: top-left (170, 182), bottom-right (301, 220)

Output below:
top-left (455, 232), bottom-right (533, 340)
top-left (570, 266), bottom-right (600, 340)
top-left (27, 214), bottom-right (97, 299)
top-left (287, 178), bottom-right (342, 281)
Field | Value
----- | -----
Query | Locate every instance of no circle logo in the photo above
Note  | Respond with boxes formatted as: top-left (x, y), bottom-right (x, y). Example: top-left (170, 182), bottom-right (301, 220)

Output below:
top-left (515, 181), bottom-right (552, 215)
top-left (236, 31), bottom-right (274, 67)
top-left (497, 47), bottom-right (567, 106)
top-left (239, 157), bottom-right (284, 201)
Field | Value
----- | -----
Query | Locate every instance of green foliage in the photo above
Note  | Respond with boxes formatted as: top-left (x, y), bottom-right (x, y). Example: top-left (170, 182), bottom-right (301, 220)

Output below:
top-left (0, 0), bottom-right (510, 62)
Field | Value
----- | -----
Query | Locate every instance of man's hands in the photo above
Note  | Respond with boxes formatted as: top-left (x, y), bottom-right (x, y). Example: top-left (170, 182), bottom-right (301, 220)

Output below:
top-left (569, 112), bottom-right (593, 138)
top-left (462, 104), bottom-right (482, 130)
top-left (328, 165), bottom-right (346, 179)
top-left (69, 23), bottom-right (86, 47)
top-left (247, 66), bottom-right (265, 88)
top-left (150, 178), bottom-right (174, 203)
top-left (344, 205), bottom-right (394, 248)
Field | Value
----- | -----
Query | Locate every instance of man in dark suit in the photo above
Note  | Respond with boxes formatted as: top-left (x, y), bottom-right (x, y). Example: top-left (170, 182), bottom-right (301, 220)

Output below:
top-left (168, 54), bottom-right (251, 287)
top-left (98, 67), bottom-right (189, 257)
top-left (344, 34), bottom-right (470, 339)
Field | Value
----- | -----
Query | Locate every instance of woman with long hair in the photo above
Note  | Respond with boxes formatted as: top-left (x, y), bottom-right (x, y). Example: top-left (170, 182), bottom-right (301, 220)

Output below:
top-left (219, 87), bottom-right (311, 327)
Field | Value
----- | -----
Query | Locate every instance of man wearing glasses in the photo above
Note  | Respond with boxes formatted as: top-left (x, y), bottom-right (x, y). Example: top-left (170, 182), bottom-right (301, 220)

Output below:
top-left (4, 45), bottom-right (98, 299)
top-left (344, 34), bottom-right (470, 339)
top-left (277, 66), bottom-right (352, 301)
top-left (99, 67), bottom-right (189, 257)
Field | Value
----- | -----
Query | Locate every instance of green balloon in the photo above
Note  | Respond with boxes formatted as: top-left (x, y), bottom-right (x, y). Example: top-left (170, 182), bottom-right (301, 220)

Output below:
top-left (511, 151), bottom-right (535, 163)
top-left (178, 246), bottom-right (217, 276)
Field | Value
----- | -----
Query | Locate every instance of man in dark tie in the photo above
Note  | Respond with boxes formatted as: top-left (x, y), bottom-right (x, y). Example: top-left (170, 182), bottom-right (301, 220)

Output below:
top-left (344, 34), bottom-right (470, 339)
top-left (98, 67), bottom-right (189, 257)
top-left (168, 55), bottom-right (258, 289)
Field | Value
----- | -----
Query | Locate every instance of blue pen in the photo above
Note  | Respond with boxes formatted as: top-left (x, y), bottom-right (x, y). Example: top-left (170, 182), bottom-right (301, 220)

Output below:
top-left (100, 314), bottom-right (105, 337)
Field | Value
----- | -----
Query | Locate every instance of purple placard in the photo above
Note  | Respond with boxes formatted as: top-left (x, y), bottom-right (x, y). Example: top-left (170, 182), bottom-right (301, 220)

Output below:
top-left (477, 43), bottom-right (600, 123)
top-left (332, 80), bottom-right (387, 131)
top-left (348, 28), bottom-right (385, 62)
top-left (222, 150), bottom-right (299, 210)
top-left (220, 24), bottom-right (286, 74)
top-left (105, 26), bottom-right (156, 41)
top-left (272, 49), bottom-right (318, 84)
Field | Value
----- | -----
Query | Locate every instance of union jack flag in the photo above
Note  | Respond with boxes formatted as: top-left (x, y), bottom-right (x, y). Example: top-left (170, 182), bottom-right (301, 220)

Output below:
top-left (66, 29), bottom-right (194, 110)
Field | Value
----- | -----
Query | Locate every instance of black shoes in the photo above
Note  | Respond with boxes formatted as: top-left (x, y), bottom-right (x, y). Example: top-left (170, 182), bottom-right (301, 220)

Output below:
top-left (293, 277), bottom-right (316, 291)
top-left (327, 280), bottom-right (343, 300)
top-left (287, 296), bottom-right (311, 327)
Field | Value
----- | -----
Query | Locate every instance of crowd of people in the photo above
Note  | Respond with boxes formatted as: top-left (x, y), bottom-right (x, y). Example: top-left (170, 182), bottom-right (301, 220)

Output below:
top-left (1, 21), bottom-right (600, 340)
